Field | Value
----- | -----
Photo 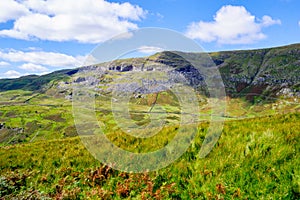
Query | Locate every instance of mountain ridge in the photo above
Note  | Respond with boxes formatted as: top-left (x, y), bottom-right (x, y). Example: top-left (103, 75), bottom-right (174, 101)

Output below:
top-left (0, 43), bottom-right (299, 100)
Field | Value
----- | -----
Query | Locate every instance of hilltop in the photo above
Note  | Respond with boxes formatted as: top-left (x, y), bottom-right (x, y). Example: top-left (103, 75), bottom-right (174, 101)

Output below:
top-left (0, 43), bottom-right (299, 101)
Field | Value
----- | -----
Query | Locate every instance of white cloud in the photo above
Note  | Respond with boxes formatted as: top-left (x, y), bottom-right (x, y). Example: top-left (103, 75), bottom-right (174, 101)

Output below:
top-left (186, 5), bottom-right (281, 44)
top-left (0, 0), bottom-right (147, 43)
top-left (0, 49), bottom-right (88, 78)
top-left (0, 49), bottom-right (82, 67)
top-left (0, 0), bottom-right (29, 23)
top-left (156, 13), bottom-right (164, 20)
top-left (260, 15), bottom-right (281, 27)
top-left (84, 55), bottom-right (99, 66)
top-left (0, 61), bottom-right (10, 67)
top-left (19, 63), bottom-right (48, 72)
top-left (137, 46), bottom-right (164, 54)
top-left (298, 21), bottom-right (300, 27)
top-left (3, 70), bottom-right (21, 78)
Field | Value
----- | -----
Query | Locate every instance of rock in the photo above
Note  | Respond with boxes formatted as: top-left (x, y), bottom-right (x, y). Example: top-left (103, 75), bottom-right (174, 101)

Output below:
top-left (74, 77), bottom-right (86, 83)
top-left (0, 123), bottom-right (5, 129)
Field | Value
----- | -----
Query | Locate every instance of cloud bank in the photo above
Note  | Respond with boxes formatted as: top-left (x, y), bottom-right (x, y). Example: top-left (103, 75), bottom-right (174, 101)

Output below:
top-left (186, 5), bottom-right (281, 44)
top-left (0, 49), bottom-right (84, 78)
top-left (0, 0), bottom-right (147, 43)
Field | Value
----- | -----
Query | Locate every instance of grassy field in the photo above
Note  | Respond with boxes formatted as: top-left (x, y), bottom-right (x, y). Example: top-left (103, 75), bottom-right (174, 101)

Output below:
top-left (1, 87), bottom-right (298, 145)
top-left (0, 91), bottom-right (299, 199)
top-left (0, 44), bottom-right (299, 199)
top-left (0, 88), bottom-right (299, 199)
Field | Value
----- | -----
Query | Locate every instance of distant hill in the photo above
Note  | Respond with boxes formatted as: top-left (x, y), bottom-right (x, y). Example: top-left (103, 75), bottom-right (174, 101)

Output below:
top-left (0, 69), bottom-right (78, 92)
top-left (211, 43), bottom-right (300, 100)
top-left (0, 43), bottom-right (299, 101)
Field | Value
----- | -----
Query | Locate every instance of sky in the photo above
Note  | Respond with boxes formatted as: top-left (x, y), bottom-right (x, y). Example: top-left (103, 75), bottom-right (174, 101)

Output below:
top-left (0, 0), bottom-right (299, 78)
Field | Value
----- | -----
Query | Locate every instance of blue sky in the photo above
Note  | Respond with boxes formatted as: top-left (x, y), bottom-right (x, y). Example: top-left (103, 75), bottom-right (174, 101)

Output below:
top-left (0, 0), bottom-right (299, 78)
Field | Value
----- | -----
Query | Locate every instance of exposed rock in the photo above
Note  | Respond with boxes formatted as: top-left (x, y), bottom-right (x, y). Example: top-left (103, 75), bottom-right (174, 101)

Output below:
top-left (74, 77), bottom-right (86, 83)
top-left (0, 123), bottom-right (5, 129)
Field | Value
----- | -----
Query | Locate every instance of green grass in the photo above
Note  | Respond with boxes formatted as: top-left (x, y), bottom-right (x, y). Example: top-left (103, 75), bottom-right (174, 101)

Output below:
top-left (0, 112), bottom-right (299, 199)
top-left (0, 43), bottom-right (300, 199)
top-left (0, 93), bottom-right (74, 145)
top-left (0, 87), bottom-right (299, 199)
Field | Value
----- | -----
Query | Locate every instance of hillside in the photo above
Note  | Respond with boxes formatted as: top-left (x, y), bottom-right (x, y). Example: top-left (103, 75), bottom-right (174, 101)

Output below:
top-left (0, 43), bottom-right (299, 150)
top-left (0, 43), bottom-right (299, 101)
top-left (0, 113), bottom-right (299, 199)
top-left (212, 43), bottom-right (300, 100)
top-left (0, 44), bottom-right (299, 199)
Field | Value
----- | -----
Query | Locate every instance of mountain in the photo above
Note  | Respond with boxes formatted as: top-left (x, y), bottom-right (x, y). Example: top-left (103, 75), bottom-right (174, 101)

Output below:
top-left (0, 43), bottom-right (299, 101)
top-left (0, 44), bottom-right (299, 199)
top-left (211, 43), bottom-right (300, 100)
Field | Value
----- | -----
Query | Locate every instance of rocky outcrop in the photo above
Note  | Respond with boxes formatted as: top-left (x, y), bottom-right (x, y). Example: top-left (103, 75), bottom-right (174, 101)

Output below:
top-left (68, 44), bottom-right (300, 102)
top-left (1, 43), bottom-right (299, 101)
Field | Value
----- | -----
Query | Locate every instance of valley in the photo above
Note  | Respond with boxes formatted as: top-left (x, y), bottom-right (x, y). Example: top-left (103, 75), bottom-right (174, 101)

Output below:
top-left (0, 43), bottom-right (299, 199)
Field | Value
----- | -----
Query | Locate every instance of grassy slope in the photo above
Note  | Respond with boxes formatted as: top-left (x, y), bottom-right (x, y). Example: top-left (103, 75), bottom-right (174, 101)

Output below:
top-left (0, 113), bottom-right (299, 199)
top-left (0, 43), bottom-right (299, 199)
top-left (0, 90), bottom-right (299, 199)
top-left (0, 87), bottom-right (299, 146)
top-left (0, 92), bottom-right (75, 145)
top-left (215, 44), bottom-right (300, 97)
top-left (0, 69), bottom-right (78, 92)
